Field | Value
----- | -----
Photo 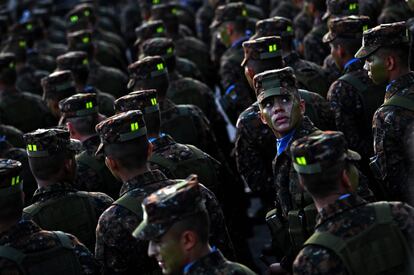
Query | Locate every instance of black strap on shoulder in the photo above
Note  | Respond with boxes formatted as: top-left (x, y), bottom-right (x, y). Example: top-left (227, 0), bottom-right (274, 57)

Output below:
top-left (0, 245), bottom-right (26, 265)
top-left (381, 95), bottom-right (414, 111)
top-left (53, 231), bottom-right (74, 250)
top-left (113, 192), bottom-right (143, 217)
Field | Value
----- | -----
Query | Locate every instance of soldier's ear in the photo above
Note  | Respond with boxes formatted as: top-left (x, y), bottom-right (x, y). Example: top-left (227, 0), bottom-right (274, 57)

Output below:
top-left (340, 169), bottom-right (353, 192)
top-left (147, 142), bottom-right (153, 159)
top-left (299, 98), bottom-right (306, 116)
top-left (181, 230), bottom-right (197, 252)
top-left (385, 54), bottom-right (396, 72)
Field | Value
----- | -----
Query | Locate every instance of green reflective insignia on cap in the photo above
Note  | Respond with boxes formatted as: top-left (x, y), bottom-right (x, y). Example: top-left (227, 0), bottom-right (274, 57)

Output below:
top-left (156, 27), bottom-right (164, 33)
top-left (84, 10), bottom-right (90, 16)
top-left (82, 58), bottom-right (89, 65)
top-left (153, 0), bottom-right (160, 4)
top-left (349, 3), bottom-right (358, 11)
top-left (27, 144), bottom-right (37, 152)
top-left (8, 62), bottom-right (14, 69)
top-left (151, 98), bottom-right (157, 105)
top-left (86, 101), bottom-right (93, 109)
top-left (363, 25), bottom-right (368, 32)
top-left (26, 23), bottom-right (33, 31)
top-left (269, 44), bottom-right (277, 52)
top-left (157, 63), bottom-right (164, 70)
top-left (242, 9), bottom-right (247, 16)
top-left (70, 15), bottom-right (79, 23)
top-left (171, 8), bottom-right (177, 15)
top-left (296, 156), bottom-right (307, 165)
top-left (19, 40), bottom-right (26, 48)
top-left (287, 25), bottom-right (293, 33)
top-left (82, 36), bottom-right (90, 44)
top-left (167, 47), bottom-right (173, 54)
top-left (11, 176), bottom-right (20, 186)
top-left (131, 122), bottom-right (139, 131)
top-left (26, 144), bottom-right (49, 157)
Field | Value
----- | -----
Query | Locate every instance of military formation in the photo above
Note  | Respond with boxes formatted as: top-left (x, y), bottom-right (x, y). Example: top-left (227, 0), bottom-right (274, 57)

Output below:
top-left (0, 0), bottom-right (413, 274)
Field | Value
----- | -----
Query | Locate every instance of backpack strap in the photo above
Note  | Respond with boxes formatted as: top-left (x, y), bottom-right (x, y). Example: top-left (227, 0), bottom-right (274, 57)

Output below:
top-left (113, 192), bottom-right (143, 217)
top-left (381, 95), bottom-right (414, 112)
top-left (149, 154), bottom-right (179, 178)
top-left (0, 245), bottom-right (26, 265)
top-left (54, 231), bottom-right (74, 250)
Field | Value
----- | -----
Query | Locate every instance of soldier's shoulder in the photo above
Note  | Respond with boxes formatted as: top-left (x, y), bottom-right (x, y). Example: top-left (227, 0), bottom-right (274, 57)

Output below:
top-left (81, 191), bottom-right (114, 205)
top-left (223, 262), bottom-right (257, 274)
top-left (236, 104), bottom-right (261, 128)
top-left (96, 65), bottom-right (127, 80)
top-left (176, 104), bottom-right (207, 119)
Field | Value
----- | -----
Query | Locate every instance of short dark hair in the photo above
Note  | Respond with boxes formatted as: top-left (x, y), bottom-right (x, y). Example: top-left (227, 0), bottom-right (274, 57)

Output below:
top-left (332, 37), bottom-right (362, 57)
top-left (171, 210), bottom-right (210, 245)
top-left (110, 138), bottom-right (149, 170)
top-left (66, 114), bottom-right (99, 136)
top-left (134, 75), bottom-right (169, 98)
top-left (298, 162), bottom-right (344, 199)
top-left (28, 152), bottom-right (74, 180)
top-left (377, 43), bottom-right (410, 69)
top-left (144, 112), bottom-right (161, 136)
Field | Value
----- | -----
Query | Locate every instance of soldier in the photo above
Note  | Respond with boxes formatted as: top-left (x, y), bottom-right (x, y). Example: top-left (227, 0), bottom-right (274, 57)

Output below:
top-left (133, 20), bottom-right (167, 59)
top-left (66, 29), bottom-right (128, 98)
top-left (251, 16), bottom-right (330, 97)
top-left (58, 93), bottom-right (120, 199)
top-left (94, 110), bottom-right (233, 273)
top-left (378, 0), bottom-right (413, 24)
top-left (133, 176), bottom-right (257, 275)
top-left (22, 128), bottom-right (114, 251)
top-left (323, 16), bottom-right (386, 196)
top-left (291, 131), bottom-right (414, 274)
top-left (270, 0), bottom-right (301, 19)
top-left (140, 37), bottom-right (204, 82)
top-left (56, 51), bottom-right (116, 117)
top-left (355, 22), bottom-right (414, 203)
top-left (127, 56), bottom-right (222, 161)
top-left (210, 2), bottom-right (254, 124)
top-left (0, 52), bottom-right (56, 133)
top-left (0, 158), bottom-right (101, 274)
top-left (41, 70), bottom-right (77, 119)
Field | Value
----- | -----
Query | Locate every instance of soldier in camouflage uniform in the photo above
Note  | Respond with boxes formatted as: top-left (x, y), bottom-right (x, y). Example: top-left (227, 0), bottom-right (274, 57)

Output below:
top-left (251, 16), bottom-right (330, 97)
top-left (356, 22), bottom-right (414, 203)
top-left (66, 29), bottom-right (128, 99)
top-left (0, 53), bottom-right (56, 132)
top-left (127, 56), bottom-right (223, 161)
top-left (133, 20), bottom-right (168, 60)
top-left (0, 158), bottom-right (101, 274)
top-left (94, 110), bottom-right (233, 273)
top-left (22, 128), bottom-right (114, 251)
top-left (41, 70), bottom-right (77, 119)
top-left (58, 93), bottom-right (120, 199)
top-left (211, 2), bottom-right (254, 124)
top-left (323, 16), bottom-right (386, 196)
top-left (291, 131), bottom-right (414, 275)
top-left (133, 176), bottom-right (257, 275)
top-left (378, 0), bottom-right (413, 24)
top-left (56, 51), bottom-right (116, 117)
top-left (139, 36), bottom-right (203, 81)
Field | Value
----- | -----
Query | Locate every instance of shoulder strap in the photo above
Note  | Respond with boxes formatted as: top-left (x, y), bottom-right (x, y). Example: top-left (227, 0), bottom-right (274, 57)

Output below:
top-left (113, 192), bottom-right (143, 217)
top-left (0, 245), bottom-right (26, 265)
top-left (23, 202), bottom-right (43, 217)
top-left (53, 231), bottom-right (74, 250)
top-left (381, 95), bottom-right (414, 111)
top-left (149, 154), bottom-right (179, 177)
top-left (338, 73), bottom-right (366, 94)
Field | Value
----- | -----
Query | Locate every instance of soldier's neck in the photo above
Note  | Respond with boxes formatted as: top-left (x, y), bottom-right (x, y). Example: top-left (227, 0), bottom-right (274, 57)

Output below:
top-left (120, 164), bottom-right (151, 182)
top-left (185, 243), bottom-right (212, 266)
top-left (389, 67), bottom-right (411, 83)
top-left (314, 194), bottom-right (341, 212)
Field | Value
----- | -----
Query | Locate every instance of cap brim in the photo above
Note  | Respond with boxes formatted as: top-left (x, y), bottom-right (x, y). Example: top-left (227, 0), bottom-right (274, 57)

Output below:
top-left (209, 20), bottom-right (221, 30)
top-left (132, 219), bottom-right (169, 241)
top-left (355, 45), bottom-right (379, 59)
top-left (322, 11), bottom-right (330, 20)
top-left (346, 149), bottom-right (361, 161)
top-left (322, 32), bottom-right (335, 43)
top-left (241, 57), bottom-right (247, 67)
top-left (127, 78), bottom-right (135, 90)
top-left (95, 142), bottom-right (104, 156)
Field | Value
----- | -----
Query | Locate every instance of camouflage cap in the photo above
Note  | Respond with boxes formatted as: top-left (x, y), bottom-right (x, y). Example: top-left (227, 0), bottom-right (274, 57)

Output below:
top-left (323, 15), bottom-right (370, 43)
top-left (66, 3), bottom-right (95, 25)
top-left (133, 174), bottom-right (206, 240)
top-left (150, 3), bottom-right (179, 22)
top-left (141, 37), bottom-right (175, 60)
top-left (241, 36), bottom-right (282, 67)
top-left (290, 131), bottom-right (361, 174)
top-left (67, 29), bottom-right (93, 52)
top-left (41, 71), bottom-right (76, 101)
top-left (56, 51), bottom-right (89, 71)
top-left (134, 20), bottom-right (166, 48)
top-left (23, 128), bottom-right (82, 158)
top-left (0, 159), bottom-right (23, 196)
top-left (95, 110), bottom-right (147, 156)
top-left (0, 52), bottom-right (16, 72)
top-left (355, 21), bottom-right (410, 59)
top-left (59, 93), bottom-right (98, 120)
top-left (252, 16), bottom-right (294, 39)
top-left (323, 0), bottom-right (359, 20)
top-left (210, 2), bottom-right (248, 29)
top-left (114, 89), bottom-right (159, 114)
top-left (127, 56), bottom-right (167, 89)
top-left (253, 67), bottom-right (299, 103)
top-left (10, 18), bottom-right (42, 38)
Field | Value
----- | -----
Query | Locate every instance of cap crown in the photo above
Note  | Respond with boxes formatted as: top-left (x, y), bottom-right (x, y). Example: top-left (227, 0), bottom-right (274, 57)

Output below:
top-left (59, 93), bottom-right (98, 118)
top-left (114, 89), bottom-right (159, 114)
top-left (241, 36), bottom-right (282, 66)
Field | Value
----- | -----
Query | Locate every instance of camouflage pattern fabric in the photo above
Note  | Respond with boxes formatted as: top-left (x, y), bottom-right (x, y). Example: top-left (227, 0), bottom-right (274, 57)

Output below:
top-left (372, 72), bottom-right (414, 203)
top-left (378, 0), bottom-right (413, 24)
top-left (293, 195), bottom-right (414, 274)
top-left (0, 219), bottom-right (101, 274)
top-left (88, 60), bottom-right (128, 99)
top-left (304, 23), bottom-right (330, 65)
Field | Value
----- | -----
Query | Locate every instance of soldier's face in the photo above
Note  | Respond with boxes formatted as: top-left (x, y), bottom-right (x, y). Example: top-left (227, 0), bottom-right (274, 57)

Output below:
top-left (365, 53), bottom-right (388, 85)
top-left (260, 94), bottom-right (305, 137)
top-left (148, 230), bottom-right (187, 274)
top-left (217, 24), bottom-right (232, 47)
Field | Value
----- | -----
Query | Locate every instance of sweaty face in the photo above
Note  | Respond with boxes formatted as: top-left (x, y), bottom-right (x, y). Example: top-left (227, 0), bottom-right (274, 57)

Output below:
top-left (148, 229), bottom-right (186, 274)
top-left (365, 53), bottom-right (388, 85)
top-left (260, 94), bottom-right (303, 137)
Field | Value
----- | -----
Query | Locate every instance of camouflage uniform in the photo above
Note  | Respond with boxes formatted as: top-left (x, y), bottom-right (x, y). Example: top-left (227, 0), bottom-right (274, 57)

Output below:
top-left (58, 93), bottom-right (121, 199)
top-left (378, 0), bottom-right (413, 24)
top-left (133, 20), bottom-right (167, 59)
top-left (290, 133), bottom-right (414, 274)
top-left (324, 16), bottom-right (386, 188)
top-left (67, 29), bottom-right (128, 98)
top-left (251, 16), bottom-right (330, 97)
top-left (211, 3), bottom-right (254, 124)
top-left (270, 0), bottom-right (300, 19)
top-left (127, 56), bottom-right (222, 160)
top-left (355, 22), bottom-right (414, 203)
top-left (56, 51), bottom-right (116, 117)
top-left (22, 128), bottom-right (114, 251)
top-left (0, 53), bottom-right (56, 132)
top-left (133, 176), bottom-right (256, 275)
top-left (0, 124), bottom-right (24, 148)
top-left (94, 111), bottom-right (234, 273)
top-left (303, 21), bottom-right (329, 66)
top-left (0, 159), bottom-right (101, 274)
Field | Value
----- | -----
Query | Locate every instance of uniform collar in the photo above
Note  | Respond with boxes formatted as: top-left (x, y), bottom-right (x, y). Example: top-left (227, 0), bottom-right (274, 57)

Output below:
top-left (119, 169), bottom-right (168, 196)
top-left (276, 129), bottom-right (296, 156)
top-left (316, 193), bottom-right (367, 228)
top-left (183, 248), bottom-right (225, 274)
top-left (385, 72), bottom-right (414, 100)
top-left (32, 182), bottom-right (77, 202)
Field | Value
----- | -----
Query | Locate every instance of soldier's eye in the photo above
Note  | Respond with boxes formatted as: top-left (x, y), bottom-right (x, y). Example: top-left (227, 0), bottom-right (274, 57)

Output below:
top-left (280, 96), bottom-right (290, 103)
